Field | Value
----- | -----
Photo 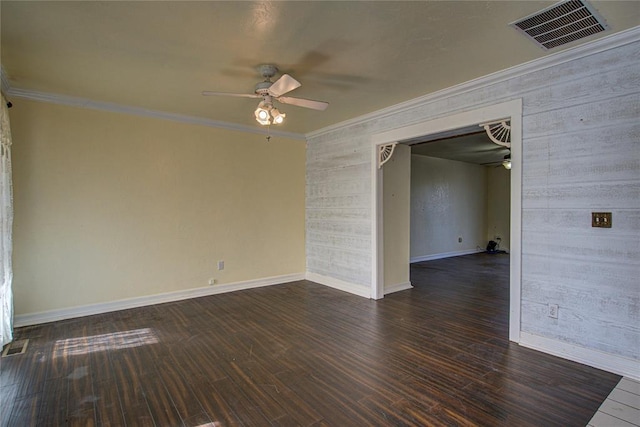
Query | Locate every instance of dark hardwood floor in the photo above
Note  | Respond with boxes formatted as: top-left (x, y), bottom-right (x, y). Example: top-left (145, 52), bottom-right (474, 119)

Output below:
top-left (1, 253), bottom-right (620, 426)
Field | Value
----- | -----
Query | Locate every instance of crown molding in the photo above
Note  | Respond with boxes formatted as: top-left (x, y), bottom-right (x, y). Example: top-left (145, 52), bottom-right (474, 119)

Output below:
top-left (3, 25), bottom-right (638, 141)
top-left (306, 25), bottom-right (640, 139)
top-left (2, 84), bottom-right (305, 141)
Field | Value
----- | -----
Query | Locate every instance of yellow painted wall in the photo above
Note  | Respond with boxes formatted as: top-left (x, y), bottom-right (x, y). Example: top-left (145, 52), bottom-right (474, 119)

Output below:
top-left (383, 144), bottom-right (411, 289)
top-left (486, 166), bottom-right (510, 251)
top-left (10, 99), bottom-right (305, 315)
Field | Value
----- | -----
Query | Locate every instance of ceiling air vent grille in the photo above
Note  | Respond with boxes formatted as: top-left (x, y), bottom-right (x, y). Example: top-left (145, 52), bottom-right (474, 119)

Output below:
top-left (511, 0), bottom-right (608, 50)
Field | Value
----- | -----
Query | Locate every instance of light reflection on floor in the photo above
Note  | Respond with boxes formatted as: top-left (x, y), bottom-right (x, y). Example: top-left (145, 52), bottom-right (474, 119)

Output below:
top-left (53, 328), bottom-right (159, 357)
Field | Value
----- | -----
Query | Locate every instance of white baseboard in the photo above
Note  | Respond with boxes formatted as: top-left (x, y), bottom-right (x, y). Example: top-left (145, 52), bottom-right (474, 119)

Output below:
top-left (14, 273), bottom-right (305, 327)
top-left (384, 281), bottom-right (413, 295)
top-left (519, 332), bottom-right (640, 381)
top-left (410, 248), bottom-right (484, 263)
top-left (305, 272), bottom-right (371, 298)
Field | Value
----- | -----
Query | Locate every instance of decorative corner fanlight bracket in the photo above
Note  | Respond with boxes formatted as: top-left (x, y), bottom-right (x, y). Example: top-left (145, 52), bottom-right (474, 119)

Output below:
top-left (480, 120), bottom-right (511, 148)
top-left (378, 143), bottom-right (398, 169)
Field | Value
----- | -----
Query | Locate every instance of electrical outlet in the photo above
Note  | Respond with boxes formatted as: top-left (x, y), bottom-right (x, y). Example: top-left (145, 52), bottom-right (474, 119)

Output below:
top-left (548, 303), bottom-right (559, 319)
top-left (592, 212), bottom-right (612, 228)
top-left (217, 260), bottom-right (225, 271)
top-left (458, 236), bottom-right (463, 243)
top-left (208, 278), bottom-right (216, 286)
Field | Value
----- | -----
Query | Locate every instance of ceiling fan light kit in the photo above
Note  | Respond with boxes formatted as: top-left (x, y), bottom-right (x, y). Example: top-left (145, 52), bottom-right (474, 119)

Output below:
top-left (254, 100), bottom-right (286, 126)
top-left (502, 154), bottom-right (512, 170)
top-left (271, 108), bottom-right (285, 124)
top-left (202, 64), bottom-right (328, 128)
top-left (254, 102), bottom-right (271, 125)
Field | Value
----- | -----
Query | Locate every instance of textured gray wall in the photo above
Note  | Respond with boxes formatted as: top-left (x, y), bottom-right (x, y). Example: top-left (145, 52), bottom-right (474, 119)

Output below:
top-left (306, 38), bottom-right (639, 361)
top-left (410, 155), bottom-right (488, 260)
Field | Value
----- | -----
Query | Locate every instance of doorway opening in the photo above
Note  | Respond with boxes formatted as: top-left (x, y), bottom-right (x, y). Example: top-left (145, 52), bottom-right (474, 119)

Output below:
top-left (371, 99), bottom-right (522, 342)
top-left (408, 126), bottom-right (511, 261)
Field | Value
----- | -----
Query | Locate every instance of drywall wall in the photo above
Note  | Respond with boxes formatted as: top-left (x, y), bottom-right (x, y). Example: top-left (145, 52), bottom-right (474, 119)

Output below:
top-left (383, 144), bottom-right (411, 291)
top-left (306, 34), bottom-right (639, 370)
top-left (410, 155), bottom-right (487, 261)
top-left (486, 166), bottom-right (510, 252)
top-left (10, 99), bottom-right (305, 316)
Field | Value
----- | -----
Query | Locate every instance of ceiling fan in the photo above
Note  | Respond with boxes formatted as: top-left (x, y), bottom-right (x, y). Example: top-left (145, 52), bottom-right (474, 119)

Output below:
top-left (482, 152), bottom-right (511, 170)
top-left (202, 64), bottom-right (329, 126)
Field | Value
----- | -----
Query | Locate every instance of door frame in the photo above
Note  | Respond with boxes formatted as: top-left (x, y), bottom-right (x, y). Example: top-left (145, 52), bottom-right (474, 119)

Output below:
top-left (371, 99), bottom-right (522, 342)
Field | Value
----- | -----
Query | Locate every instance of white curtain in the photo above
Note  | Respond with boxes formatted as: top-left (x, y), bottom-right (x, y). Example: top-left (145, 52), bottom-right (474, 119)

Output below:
top-left (0, 93), bottom-right (14, 347)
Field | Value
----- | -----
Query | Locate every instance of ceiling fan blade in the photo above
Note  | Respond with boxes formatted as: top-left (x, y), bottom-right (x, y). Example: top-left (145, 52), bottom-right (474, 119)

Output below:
top-left (278, 96), bottom-right (329, 111)
top-left (201, 91), bottom-right (261, 99)
top-left (268, 74), bottom-right (301, 97)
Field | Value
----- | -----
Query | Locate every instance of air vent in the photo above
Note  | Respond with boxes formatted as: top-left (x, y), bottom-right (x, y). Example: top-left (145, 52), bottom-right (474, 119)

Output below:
top-left (511, 0), bottom-right (608, 50)
top-left (2, 339), bottom-right (29, 357)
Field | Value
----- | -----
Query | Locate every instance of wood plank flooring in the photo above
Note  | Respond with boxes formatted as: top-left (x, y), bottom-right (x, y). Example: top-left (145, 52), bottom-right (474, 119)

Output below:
top-left (1, 253), bottom-right (621, 426)
top-left (589, 377), bottom-right (640, 427)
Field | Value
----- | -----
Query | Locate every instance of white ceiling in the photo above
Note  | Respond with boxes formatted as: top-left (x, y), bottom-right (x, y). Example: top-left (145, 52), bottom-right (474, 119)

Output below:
top-left (2, 1), bottom-right (639, 135)
top-left (411, 131), bottom-right (510, 166)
